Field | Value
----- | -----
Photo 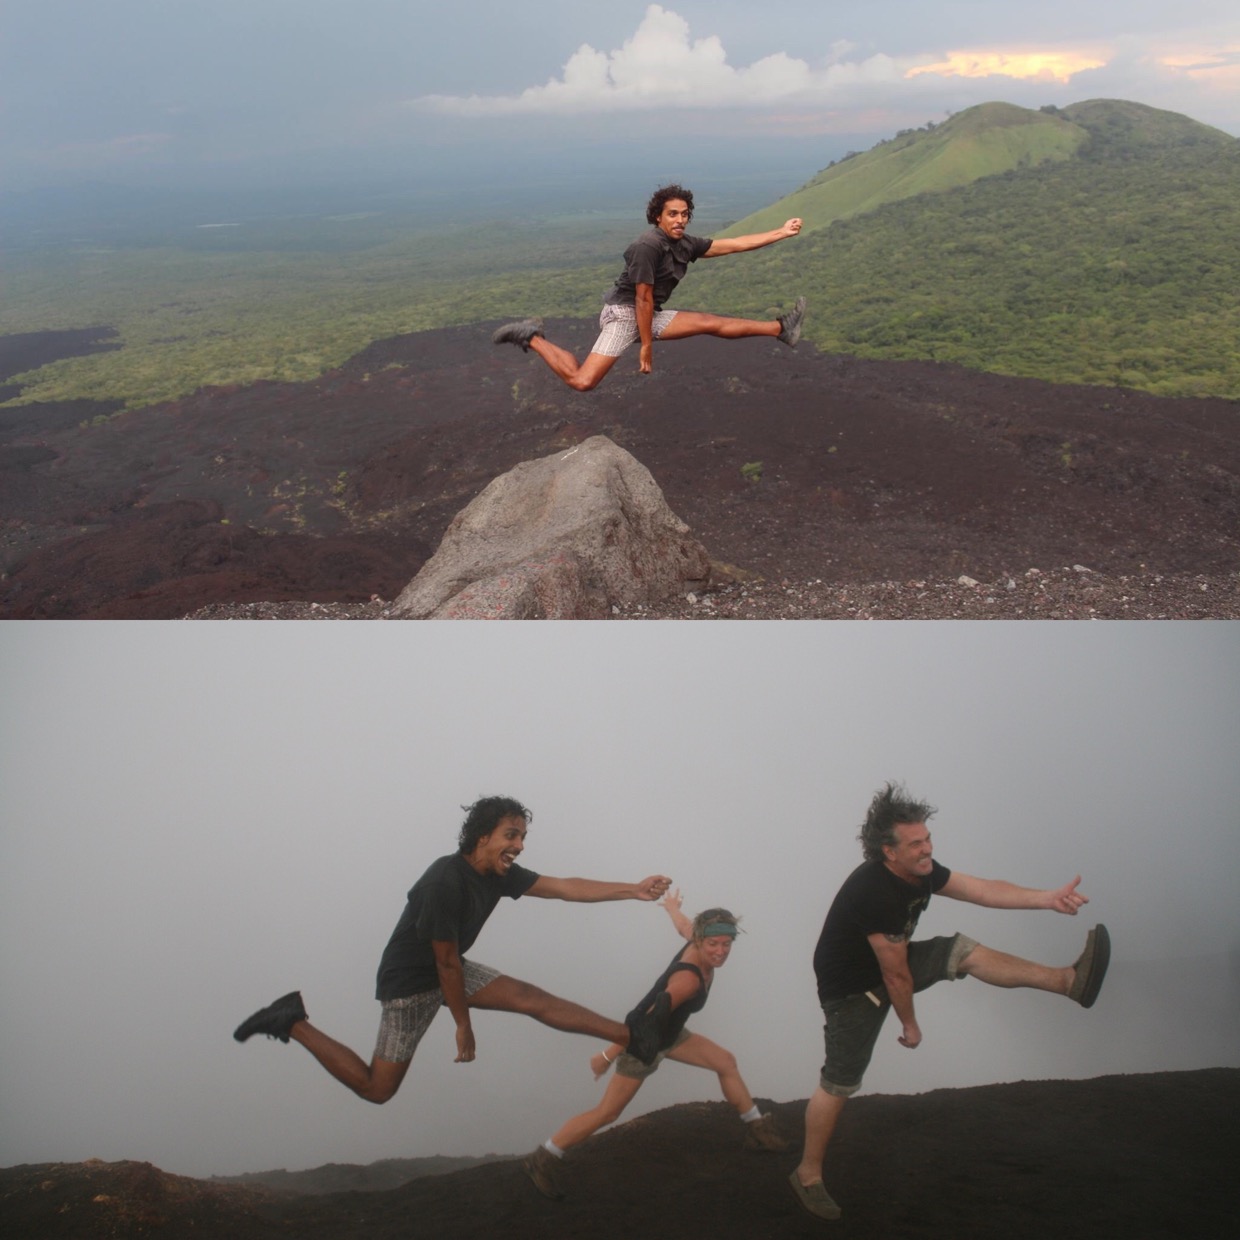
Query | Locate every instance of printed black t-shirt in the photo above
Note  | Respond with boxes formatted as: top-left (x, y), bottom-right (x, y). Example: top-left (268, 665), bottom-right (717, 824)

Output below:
top-left (812, 859), bottom-right (951, 1002)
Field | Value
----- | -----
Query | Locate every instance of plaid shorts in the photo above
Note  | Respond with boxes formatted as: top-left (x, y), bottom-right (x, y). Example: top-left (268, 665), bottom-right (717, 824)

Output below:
top-left (373, 959), bottom-right (500, 1063)
top-left (591, 303), bottom-right (680, 357)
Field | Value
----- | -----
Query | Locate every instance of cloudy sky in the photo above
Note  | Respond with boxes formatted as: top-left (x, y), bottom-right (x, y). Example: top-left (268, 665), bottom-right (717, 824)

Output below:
top-left (2, 1), bottom-right (1237, 191)
top-left (2, 621), bottom-right (1238, 1178)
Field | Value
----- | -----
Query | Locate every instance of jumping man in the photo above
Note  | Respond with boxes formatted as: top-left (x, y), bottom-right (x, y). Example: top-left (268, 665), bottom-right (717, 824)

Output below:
top-left (233, 796), bottom-right (673, 1104)
top-left (790, 783), bottom-right (1111, 1222)
top-left (492, 183), bottom-right (806, 391)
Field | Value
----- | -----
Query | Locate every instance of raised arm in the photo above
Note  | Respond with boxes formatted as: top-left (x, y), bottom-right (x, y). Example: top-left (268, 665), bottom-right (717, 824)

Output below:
top-left (867, 932), bottom-right (920, 1048)
top-left (661, 888), bottom-right (694, 940)
top-left (940, 872), bottom-right (1088, 914)
top-left (703, 218), bottom-right (802, 258)
top-left (526, 873), bottom-right (672, 902)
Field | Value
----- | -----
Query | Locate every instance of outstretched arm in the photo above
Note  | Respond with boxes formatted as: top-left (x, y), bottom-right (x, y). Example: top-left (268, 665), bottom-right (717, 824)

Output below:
top-left (703, 218), bottom-right (802, 257)
top-left (940, 871), bottom-right (1088, 914)
top-left (661, 888), bottom-right (694, 940)
top-left (527, 874), bottom-right (673, 902)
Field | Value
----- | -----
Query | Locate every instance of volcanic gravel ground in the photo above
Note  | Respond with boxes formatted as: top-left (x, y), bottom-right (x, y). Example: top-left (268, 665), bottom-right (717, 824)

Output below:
top-left (2, 320), bottom-right (1237, 619)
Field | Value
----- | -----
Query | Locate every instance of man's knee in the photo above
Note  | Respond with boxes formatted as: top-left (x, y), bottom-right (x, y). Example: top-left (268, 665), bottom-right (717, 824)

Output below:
top-left (567, 372), bottom-right (602, 392)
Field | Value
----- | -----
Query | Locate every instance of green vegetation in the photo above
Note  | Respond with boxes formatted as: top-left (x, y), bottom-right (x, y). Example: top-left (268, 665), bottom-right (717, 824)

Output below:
top-left (740, 461), bottom-right (764, 483)
top-left (3, 99), bottom-right (1238, 407)
top-left (689, 100), bottom-right (1240, 398)
top-left (721, 101), bottom-right (1089, 238)
top-left (0, 216), bottom-right (616, 409)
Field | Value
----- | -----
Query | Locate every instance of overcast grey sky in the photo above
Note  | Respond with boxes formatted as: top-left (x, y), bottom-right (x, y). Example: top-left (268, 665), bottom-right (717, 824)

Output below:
top-left (2, 621), bottom-right (1238, 1178)
top-left (2, 1), bottom-right (1236, 191)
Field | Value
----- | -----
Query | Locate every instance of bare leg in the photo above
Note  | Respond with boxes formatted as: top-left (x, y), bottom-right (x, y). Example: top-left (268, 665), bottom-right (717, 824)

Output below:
top-left (665, 1033), bottom-right (755, 1113)
top-left (957, 944), bottom-right (1073, 995)
top-left (289, 1021), bottom-right (410, 1104)
top-left (795, 1086), bottom-right (848, 1186)
top-left (468, 974), bottom-right (630, 1044)
top-left (658, 311), bottom-right (782, 341)
top-left (527, 338), bottom-right (619, 392)
top-left (551, 1072), bottom-right (645, 1149)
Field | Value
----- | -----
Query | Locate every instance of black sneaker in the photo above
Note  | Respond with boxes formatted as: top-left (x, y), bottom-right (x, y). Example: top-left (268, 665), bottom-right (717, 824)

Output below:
top-left (233, 991), bottom-right (307, 1043)
top-left (491, 317), bottom-right (545, 352)
top-left (777, 297), bottom-right (806, 347)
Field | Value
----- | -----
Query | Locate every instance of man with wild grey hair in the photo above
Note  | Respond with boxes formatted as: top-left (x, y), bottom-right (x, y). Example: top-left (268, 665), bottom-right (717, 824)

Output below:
top-left (789, 782), bottom-right (1111, 1222)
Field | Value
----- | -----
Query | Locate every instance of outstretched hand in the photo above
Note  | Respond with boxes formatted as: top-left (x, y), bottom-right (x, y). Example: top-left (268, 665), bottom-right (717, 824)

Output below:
top-left (1047, 875), bottom-right (1089, 915)
top-left (635, 874), bottom-right (673, 901)
top-left (661, 887), bottom-right (684, 916)
top-left (782, 218), bottom-right (803, 238)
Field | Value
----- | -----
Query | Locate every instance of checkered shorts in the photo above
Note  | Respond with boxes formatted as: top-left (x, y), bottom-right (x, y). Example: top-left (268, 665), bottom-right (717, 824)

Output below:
top-left (591, 303), bottom-right (680, 357)
top-left (373, 959), bottom-right (500, 1063)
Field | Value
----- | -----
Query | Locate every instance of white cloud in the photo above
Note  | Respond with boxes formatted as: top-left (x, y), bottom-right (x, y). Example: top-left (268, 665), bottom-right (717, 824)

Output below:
top-left (412, 5), bottom-right (1240, 134)
top-left (415, 5), bottom-right (912, 116)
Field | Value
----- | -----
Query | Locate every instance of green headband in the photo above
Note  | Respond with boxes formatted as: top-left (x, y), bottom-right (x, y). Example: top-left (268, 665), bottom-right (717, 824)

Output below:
top-left (700, 921), bottom-right (739, 938)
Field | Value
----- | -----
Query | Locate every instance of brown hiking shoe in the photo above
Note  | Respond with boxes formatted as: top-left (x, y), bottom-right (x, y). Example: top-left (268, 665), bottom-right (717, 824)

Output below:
top-left (743, 1112), bottom-right (790, 1151)
top-left (522, 1145), bottom-right (565, 1200)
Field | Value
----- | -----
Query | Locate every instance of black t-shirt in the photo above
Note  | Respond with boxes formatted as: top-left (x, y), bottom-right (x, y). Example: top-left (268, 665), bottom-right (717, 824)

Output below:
top-left (374, 853), bottom-right (539, 1000)
top-left (604, 227), bottom-right (713, 309)
top-left (629, 942), bottom-right (710, 1052)
top-left (812, 859), bottom-right (952, 1002)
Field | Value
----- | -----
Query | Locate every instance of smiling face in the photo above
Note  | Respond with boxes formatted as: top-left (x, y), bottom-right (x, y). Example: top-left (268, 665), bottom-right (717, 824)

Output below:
top-left (881, 821), bottom-right (934, 884)
top-left (655, 198), bottom-right (691, 241)
top-left (467, 814), bottom-right (528, 877)
top-left (698, 934), bottom-right (735, 969)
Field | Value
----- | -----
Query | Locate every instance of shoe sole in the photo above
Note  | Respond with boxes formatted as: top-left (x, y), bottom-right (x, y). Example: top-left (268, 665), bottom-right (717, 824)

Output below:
top-left (1073, 924), bottom-right (1111, 1008)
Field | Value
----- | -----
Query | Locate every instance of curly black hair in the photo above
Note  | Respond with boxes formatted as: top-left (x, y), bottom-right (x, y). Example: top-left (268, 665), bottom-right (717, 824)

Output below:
top-left (646, 183), bottom-right (695, 225)
top-left (458, 796), bottom-right (532, 855)
top-left (858, 782), bottom-right (937, 862)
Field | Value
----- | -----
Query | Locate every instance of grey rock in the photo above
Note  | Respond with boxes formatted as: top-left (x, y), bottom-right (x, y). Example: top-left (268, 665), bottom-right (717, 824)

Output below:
top-left (391, 436), bottom-right (711, 619)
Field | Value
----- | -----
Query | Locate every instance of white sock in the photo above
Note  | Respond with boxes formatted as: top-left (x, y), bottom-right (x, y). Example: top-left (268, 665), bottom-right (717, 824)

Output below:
top-left (740, 1105), bottom-right (762, 1124)
top-left (543, 1139), bottom-right (565, 1158)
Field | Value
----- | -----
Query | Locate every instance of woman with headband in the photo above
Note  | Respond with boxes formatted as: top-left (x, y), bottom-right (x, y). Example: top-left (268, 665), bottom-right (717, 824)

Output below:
top-left (523, 890), bottom-right (787, 1200)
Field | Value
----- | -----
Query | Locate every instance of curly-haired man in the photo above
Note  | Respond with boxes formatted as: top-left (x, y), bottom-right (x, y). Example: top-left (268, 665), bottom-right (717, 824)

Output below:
top-left (234, 796), bottom-right (672, 1104)
top-left (492, 183), bottom-right (806, 390)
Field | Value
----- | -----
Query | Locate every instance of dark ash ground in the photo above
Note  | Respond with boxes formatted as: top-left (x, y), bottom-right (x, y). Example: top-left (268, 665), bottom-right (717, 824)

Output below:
top-left (2, 1070), bottom-right (1235, 1238)
top-left (2, 322), bottom-right (1237, 619)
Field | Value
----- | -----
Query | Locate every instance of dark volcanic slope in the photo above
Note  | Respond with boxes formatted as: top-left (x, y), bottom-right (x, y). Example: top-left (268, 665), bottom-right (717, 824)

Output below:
top-left (2, 1070), bottom-right (1236, 1239)
top-left (2, 321), bottom-right (1238, 618)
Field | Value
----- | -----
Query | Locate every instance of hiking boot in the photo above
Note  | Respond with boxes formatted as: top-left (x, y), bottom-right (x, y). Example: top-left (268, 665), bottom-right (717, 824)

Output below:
top-left (233, 991), bottom-right (307, 1043)
top-left (789, 1171), bottom-right (842, 1220)
top-left (777, 297), bottom-right (806, 347)
top-left (491, 317), bottom-right (545, 352)
top-left (743, 1112), bottom-right (790, 1152)
top-left (522, 1145), bottom-right (565, 1200)
top-left (1068, 924), bottom-right (1111, 1009)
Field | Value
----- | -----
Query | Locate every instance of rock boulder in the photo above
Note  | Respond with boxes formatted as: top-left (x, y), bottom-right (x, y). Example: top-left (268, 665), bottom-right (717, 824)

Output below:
top-left (391, 436), bottom-right (711, 619)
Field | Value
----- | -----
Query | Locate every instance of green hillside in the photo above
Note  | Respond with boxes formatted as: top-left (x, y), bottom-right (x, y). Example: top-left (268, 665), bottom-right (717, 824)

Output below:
top-left (721, 102), bottom-right (1088, 237)
top-left (691, 99), bottom-right (1240, 398)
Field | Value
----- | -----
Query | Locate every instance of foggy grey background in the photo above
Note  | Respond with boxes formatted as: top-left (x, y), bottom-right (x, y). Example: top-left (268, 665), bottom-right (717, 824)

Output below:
top-left (2, 2), bottom-right (1236, 197)
top-left (2, 621), bottom-right (1237, 1178)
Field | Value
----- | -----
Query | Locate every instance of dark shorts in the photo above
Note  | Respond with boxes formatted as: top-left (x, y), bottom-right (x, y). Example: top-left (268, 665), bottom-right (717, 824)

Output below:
top-left (818, 933), bottom-right (977, 1097)
top-left (614, 1026), bottom-right (692, 1080)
